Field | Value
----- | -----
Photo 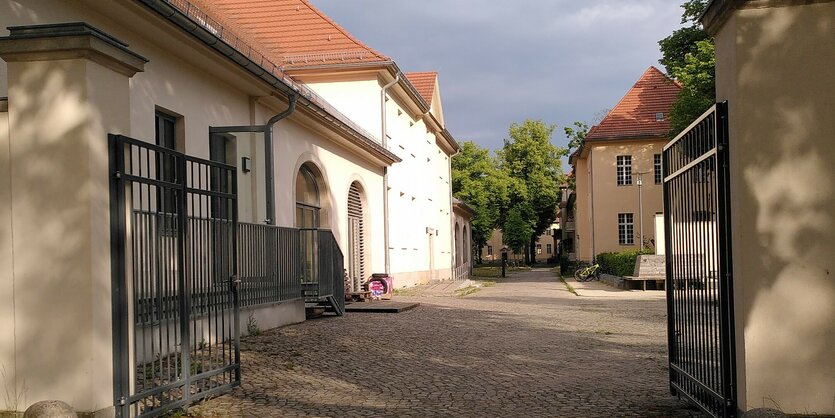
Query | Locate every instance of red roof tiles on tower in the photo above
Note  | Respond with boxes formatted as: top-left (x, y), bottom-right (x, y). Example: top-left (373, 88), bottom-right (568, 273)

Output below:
top-left (586, 66), bottom-right (681, 141)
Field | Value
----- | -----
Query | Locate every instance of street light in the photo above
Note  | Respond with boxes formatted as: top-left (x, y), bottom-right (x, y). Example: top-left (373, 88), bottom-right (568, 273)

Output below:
top-left (500, 246), bottom-right (508, 278)
top-left (636, 171), bottom-right (650, 250)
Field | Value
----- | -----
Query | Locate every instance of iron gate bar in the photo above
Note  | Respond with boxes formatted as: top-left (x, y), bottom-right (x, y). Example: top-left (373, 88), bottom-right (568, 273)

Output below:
top-left (663, 102), bottom-right (736, 418)
top-left (109, 134), bottom-right (240, 418)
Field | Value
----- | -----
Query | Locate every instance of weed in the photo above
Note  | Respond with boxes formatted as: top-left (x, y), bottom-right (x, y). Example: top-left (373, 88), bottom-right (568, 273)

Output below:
top-left (1, 363), bottom-right (27, 413)
top-left (286, 362), bottom-right (295, 370)
top-left (559, 277), bottom-right (578, 296)
top-left (246, 313), bottom-right (261, 336)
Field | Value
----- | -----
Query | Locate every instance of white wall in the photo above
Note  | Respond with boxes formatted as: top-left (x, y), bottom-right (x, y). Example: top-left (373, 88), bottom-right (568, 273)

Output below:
top-left (306, 74), bottom-right (456, 287)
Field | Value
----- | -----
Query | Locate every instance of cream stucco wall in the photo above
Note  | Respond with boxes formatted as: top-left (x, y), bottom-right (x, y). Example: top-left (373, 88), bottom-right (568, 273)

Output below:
top-left (0, 0), bottom-right (391, 413)
top-left (574, 139), bottom-right (666, 261)
top-left (713, 3), bottom-right (835, 414)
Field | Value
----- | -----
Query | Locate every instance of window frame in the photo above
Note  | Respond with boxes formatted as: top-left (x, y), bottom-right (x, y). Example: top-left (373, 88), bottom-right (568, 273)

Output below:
top-left (618, 213), bottom-right (634, 245)
top-left (654, 154), bottom-right (663, 184)
top-left (616, 155), bottom-right (633, 186)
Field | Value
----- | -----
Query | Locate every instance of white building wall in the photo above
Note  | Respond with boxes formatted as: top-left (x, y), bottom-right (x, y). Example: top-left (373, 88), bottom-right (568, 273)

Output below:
top-left (306, 75), bottom-right (455, 287)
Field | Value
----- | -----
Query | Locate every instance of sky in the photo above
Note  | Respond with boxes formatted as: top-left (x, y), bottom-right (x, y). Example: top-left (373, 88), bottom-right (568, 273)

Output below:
top-left (313, 0), bottom-right (686, 163)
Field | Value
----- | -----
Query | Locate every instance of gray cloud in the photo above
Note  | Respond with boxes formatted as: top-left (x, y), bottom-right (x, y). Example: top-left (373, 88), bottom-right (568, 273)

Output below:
top-left (313, 0), bottom-right (684, 161)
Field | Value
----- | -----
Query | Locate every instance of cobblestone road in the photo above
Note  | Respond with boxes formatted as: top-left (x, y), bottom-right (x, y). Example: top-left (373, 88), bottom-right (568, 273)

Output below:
top-left (197, 269), bottom-right (701, 417)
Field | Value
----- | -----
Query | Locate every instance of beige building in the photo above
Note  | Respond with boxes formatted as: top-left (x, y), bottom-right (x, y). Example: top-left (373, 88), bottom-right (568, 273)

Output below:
top-left (0, 0), bottom-right (460, 415)
top-left (569, 67), bottom-right (680, 262)
top-left (479, 226), bottom-right (559, 263)
top-left (701, 0), bottom-right (835, 414)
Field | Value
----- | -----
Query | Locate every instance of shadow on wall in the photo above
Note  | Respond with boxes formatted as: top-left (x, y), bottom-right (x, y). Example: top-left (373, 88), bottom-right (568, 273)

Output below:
top-left (730, 6), bottom-right (834, 412)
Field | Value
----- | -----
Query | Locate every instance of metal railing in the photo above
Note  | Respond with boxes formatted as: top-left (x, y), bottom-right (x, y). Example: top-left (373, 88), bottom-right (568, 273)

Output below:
top-left (663, 102), bottom-right (736, 418)
top-left (454, 261), bottom-right (471, 281)
top-left (238, 223), bottom-right (302, 307)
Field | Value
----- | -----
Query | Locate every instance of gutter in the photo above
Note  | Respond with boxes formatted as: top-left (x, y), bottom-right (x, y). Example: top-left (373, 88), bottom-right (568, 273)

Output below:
top-left (139, 0), bottom-right (400, 165)
top-left (264, 94), bottom-right (297, 224)
top-left (381, 74), bottom-right (399, 275)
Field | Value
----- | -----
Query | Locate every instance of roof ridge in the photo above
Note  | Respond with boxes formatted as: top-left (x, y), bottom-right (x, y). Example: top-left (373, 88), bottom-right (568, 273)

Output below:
top-left (298, 0), bottom-right (389, 62)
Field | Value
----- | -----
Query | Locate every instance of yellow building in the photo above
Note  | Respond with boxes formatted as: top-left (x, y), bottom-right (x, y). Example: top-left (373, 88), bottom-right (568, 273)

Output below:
top-left (569, 67), bottom-right (680, 262)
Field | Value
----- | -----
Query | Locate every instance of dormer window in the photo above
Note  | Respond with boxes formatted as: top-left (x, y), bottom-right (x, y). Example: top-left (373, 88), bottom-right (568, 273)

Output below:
top-left (656, 112), bottom-right (665, 121)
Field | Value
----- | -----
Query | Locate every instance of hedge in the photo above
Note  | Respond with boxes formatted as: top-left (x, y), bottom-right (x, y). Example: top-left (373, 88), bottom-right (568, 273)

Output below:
top-left (597, 249), bottom-right (653, 277)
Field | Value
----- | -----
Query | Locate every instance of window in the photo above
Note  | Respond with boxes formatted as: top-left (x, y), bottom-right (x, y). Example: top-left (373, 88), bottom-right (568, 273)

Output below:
top-left (209, 133), bottom-right (233, 219)
top-left (155, 111), bottom-right (179, 229)
top-left (536, 244), bottom-right (542, 254)
top-left (546, 243), bottom-right (552, 254)
top-left (654, 154), bottom-right (662, 184)
top-left (618, 213), bottom-right (634, 245)
top-left (617, 155), bottom-right (632, 185)
top-left (487, 245), bottom-right (493, 257)
top-left (656, 112), bottom-right (665, 121)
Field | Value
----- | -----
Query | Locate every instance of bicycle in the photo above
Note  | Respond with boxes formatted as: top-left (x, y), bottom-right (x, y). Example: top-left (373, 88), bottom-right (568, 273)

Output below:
top-left (574, 263), bottom-right (601, 282)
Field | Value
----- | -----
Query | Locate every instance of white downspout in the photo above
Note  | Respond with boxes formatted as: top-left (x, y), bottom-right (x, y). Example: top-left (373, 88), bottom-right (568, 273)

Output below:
top-left (381, 74), bottom-right (399, 275)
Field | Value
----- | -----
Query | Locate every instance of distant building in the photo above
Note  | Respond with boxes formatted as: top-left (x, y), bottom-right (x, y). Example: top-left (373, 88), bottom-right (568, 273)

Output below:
top-left (479, 225), bottom-right (559, 263)
top-left (569, 67), bottom-right (680, 262)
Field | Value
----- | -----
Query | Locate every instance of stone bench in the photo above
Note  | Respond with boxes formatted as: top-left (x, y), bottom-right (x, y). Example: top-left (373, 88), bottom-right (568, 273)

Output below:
top-left (623, 275), bottom-right (666, 291)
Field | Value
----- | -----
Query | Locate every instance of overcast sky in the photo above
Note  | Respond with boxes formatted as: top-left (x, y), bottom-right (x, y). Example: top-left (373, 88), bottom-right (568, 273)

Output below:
top-left (313, 1), bottom-right (685, 164)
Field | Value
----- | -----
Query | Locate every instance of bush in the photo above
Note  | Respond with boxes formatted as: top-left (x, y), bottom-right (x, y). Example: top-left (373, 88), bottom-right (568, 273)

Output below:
top-left (597, 249), bottom-right (652, 277)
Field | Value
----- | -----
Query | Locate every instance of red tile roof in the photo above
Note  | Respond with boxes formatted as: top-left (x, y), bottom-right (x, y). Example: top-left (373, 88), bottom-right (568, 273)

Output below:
top-left (205, 0), bottom-right (390, 68)
top-left (586, 66), bottom-right (681, 141)
top-left (405, 72), bottom-right (437, 103)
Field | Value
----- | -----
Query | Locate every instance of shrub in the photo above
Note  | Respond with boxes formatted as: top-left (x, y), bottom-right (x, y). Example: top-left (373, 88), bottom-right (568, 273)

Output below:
top-left (597, 249), bottom-right (652, 277)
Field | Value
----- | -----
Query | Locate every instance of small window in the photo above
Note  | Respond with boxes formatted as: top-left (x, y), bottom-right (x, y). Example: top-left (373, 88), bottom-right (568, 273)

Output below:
top-left (618, 213), bottom-right (634, 245)
top-left (546, 243), bottom-right (552, 254)
top-left (617, 155), bottom-right (632, 186)
top-left (155, 111), bottom-right (179, 222)
top-left (487, 245), bottom-right (493, 256)
top-left (654, 154), bottom-right (662, 184)
top-left (656, 112), bottom-right (664, 121)
top-left (536, 244), bottom-right (542, 254)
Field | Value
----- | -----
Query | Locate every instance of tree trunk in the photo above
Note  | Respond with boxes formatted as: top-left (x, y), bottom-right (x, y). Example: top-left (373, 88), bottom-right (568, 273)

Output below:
top-left (529, 235), bottom-right (537, 265)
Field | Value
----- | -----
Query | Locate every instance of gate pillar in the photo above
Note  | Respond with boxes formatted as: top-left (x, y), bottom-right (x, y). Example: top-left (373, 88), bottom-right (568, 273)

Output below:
top-left (0, 23), bottom-right (146, 415)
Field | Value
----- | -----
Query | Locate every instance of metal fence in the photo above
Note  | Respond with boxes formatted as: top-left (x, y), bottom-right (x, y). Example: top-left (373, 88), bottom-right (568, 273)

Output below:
top-left (662, 102), bottom-right (737, 418)
top-left (454, 261), bottom-right (471, 281)
top-left (110, 134), bottom-right (240, 418)
top-left (238, 223), bottom-right (301, 306)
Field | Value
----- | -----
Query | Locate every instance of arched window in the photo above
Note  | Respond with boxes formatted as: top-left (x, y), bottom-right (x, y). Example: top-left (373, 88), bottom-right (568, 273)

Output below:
top-left (347, 182), bottom-right (366, 292)
top-left (463, 225), bottom-right (469, 263)
top-left (295, 165), bottom-right (320, 229)
top-left (296, 165), bottom-right (320, 283)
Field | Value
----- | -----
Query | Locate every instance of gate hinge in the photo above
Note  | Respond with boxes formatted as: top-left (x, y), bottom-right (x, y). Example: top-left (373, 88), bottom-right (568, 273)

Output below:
top-left (116, 396), bottom-right (127, 406)
top-left (113, 171), bottom-right (122, 179)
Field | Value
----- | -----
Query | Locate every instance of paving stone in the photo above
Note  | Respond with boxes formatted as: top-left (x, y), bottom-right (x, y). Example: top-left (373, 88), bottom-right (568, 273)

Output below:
top-left (197, 269), bottom-right (702, 417)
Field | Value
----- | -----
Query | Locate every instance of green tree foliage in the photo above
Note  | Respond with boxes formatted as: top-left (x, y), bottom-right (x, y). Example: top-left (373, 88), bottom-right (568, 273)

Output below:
top-left (451, 141), bottom-right (512, 259)
top-left (658, 0), bottom-right (715, 136)
top-left (563, 121), bottom-right (588, 152)
top-left (502, 207), bottom-right (531, 255)
top-left (498, 119), bottom-right (566, 263)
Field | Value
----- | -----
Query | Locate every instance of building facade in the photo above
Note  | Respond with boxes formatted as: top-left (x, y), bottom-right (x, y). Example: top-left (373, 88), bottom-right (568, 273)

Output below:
top-left (0, 0), bottom-right (460, 414)
top-left (569, 67), bottom-right (680, 262)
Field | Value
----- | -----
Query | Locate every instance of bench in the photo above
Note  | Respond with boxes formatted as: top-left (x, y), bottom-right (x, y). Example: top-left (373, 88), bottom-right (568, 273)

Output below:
top-left (624, 275), bottom-right (666, 291)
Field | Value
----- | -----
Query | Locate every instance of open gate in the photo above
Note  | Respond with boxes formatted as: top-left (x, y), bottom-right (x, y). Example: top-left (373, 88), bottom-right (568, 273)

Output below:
top-left (109, 134), bottom-right (240, 417)
top-left (663, 102), bottom-right (736, 417)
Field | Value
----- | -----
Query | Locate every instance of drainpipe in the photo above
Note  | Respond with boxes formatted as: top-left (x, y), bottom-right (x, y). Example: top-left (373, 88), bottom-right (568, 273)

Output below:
top-left (264, 94), bottom-right (298, 225)
top-left (448, 143), bottom-right (461, 278)
top-left (381, 74), bottom-right (399, 274)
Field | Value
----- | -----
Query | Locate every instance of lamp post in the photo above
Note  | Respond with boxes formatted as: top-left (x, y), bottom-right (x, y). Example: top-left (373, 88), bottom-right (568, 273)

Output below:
top-left (501, 246), bottom-right (508, 278)
top-left (636, 171), bottom-right (650, 250)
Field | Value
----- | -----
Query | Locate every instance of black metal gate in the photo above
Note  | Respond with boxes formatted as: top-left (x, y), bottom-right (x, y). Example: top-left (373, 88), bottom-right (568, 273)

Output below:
top-left (663, 102), bottom-right (736, 417)
top-left (109, 134), bottom-right (240, 417)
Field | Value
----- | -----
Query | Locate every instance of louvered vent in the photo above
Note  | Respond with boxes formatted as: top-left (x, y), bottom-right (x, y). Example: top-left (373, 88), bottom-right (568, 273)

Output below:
top-left (347, 183), bottom-right (366, 291)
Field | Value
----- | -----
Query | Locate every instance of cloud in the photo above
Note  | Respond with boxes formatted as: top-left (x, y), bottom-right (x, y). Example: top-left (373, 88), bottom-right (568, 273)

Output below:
top-left (312, 0), bottom-right (685, 157)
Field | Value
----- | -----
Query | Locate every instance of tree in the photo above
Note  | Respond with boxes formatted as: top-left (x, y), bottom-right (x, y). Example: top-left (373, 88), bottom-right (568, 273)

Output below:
top-left (451, 141), bottom-right (512, 261)
top-left (498, 119), bottom-right (566, 264)
top-left (658, 0), bottom-right (715, 136)
top-left (502, 207), bottom-right (531, 256)
top-left (563, 121), bottom-right (588, 152)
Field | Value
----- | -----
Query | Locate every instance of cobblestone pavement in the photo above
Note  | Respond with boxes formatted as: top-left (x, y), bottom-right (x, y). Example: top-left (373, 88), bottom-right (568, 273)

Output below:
top-left (196, 269), bottom-right (701, 417)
